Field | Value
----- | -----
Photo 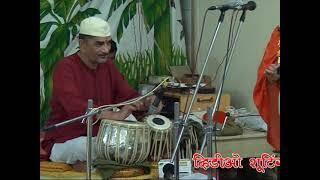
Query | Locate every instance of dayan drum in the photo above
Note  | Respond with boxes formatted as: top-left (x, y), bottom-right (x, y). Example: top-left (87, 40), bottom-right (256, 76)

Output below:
top-left (95, 119), bottom-right (151, 165)
top-left (143, 114), bottom-right (173, 162)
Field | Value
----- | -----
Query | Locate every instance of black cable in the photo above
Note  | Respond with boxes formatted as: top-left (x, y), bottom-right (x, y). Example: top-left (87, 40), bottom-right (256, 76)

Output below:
top-left (193, 9), bottom-right (210, 74)
top-left (211, 10), bottom-right (239, 86)
top-left (181, 8), bottom-right (210, 135)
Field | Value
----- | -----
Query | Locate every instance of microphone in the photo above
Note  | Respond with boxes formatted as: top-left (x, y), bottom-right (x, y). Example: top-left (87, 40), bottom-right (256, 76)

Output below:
top-left (147, 87), bottom-right (164, 115)
top-left (208, 0), bottom-right (244, 11)
top-left (240, 1), bottom-right (256, 11)
top-left (209, 1), bottom-right (256, 11)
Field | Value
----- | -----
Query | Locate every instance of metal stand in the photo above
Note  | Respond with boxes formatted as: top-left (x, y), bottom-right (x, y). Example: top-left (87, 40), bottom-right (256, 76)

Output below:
top-left (41, 100), bottom-right (113, 180)
top-left (206, 107), bottom-right (215, 180)
top-left (173, 102), bottom-right (180, 180)
top-left (86, 100), bottom-right (93, 180)
top-left (199, 10), bottom-right (249, 180)
top-left (170, 9), bottom-right (226, 164)
top-left (170, 8), bottom-right (251, 180)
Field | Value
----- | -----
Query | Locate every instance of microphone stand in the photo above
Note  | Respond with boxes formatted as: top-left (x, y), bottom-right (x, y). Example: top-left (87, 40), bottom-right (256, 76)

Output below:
top-left (199, 9), bottom-right (249, 180)
top-left (86, 100), bottom-right (93, 180)
top-left (170, 7), bottom-right (227, 173)
top-left (40, 107), bottom-right (102, 132)
top-left (173, 102), bottom-right (181, 180)
top-left (41, 99), bottom-right (113, 180)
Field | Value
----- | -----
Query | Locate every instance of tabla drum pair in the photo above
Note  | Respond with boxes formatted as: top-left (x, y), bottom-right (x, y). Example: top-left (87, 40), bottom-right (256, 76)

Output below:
top-left (96, 115), bottom-right (174, 164)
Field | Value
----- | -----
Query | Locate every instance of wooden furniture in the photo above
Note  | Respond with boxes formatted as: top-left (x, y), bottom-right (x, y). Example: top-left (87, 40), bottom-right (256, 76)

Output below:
top-left (164, 92), bottom-right (231, 112)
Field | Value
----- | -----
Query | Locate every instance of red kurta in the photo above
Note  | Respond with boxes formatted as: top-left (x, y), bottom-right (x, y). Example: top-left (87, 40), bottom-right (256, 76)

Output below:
top-left (253, 26), bottom-right (280, 151)
top-left (41, 53), bottom-right (139, 159)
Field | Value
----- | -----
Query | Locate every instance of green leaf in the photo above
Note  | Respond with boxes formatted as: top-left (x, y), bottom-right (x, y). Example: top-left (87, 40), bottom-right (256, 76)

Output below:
top-left (40, 24), bottom-right (70, 75)
top-left (53, 0), bottom-right (75, 21)
top-left (108, 0), bottom-right (132, 19)
top-left (78, 0), bottom-right (89, 6)
top-left (142, 0), bottom-right (169, 33)
top-left (70, 8), bottom-right (101, 26)
top-left (141, 0), bottom-right (156, 11)
top-left (153, 9), bottom-right (172, 75)
top-left (117, 18), bottom-right (124, 42)
top-left (40, 23), bottom-right (70, 126)
top-left (40, 0), bottom-right (51, 20)
top-left (40, 22), bottom-right (56, 41)
top-left (115, 0), bottom-right (125, 10)
top-left (107, 0), bottom-right (116, 19)
top-left (122, 6), bottom-right (130, 27)
top-left (160, 0), bottom-right (168, 12)
top-left (141, 0), bottom-right (157, 32)
top-left (129, 2), bottom-right (136, 19)
top-left (116, 2), bottom-right (136, 42)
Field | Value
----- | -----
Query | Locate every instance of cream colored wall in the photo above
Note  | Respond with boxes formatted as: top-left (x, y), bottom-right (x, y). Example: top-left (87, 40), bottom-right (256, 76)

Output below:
top-left (192, 0), bottom-right (280, 112)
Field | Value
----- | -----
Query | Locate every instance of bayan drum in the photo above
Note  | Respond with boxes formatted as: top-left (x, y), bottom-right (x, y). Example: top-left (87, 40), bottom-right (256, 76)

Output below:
top-left (175, 114), bottom-right (203, 160)
top-left (144, 114), bottom-right (172, 162)
top-left (95, 119), bottom-right (151, 165)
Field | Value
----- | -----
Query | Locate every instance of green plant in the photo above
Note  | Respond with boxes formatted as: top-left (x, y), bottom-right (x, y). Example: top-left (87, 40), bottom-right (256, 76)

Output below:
top-left (115, 48), bottom-right (186, 90)
top-left (108, 0), bottom-right (173, 75)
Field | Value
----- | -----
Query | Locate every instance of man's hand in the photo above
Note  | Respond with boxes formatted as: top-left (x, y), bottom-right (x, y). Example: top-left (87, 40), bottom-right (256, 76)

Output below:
top-left (265, 63), bottom-right (280, 84)
top-left (143, 95), bottom-right (156, 107)
top-left (118, 105), bottom-right (137, 119)
top-left (98, 105), bottom-right (137, 120)
top-left (143, 95), bottom-right (163, 114)
top-left (130, 95), bottom-right (161, 112)
top-left (131, 100), bottom-right (146, 111)
top-left (97, 95), bottom-right (164, 120)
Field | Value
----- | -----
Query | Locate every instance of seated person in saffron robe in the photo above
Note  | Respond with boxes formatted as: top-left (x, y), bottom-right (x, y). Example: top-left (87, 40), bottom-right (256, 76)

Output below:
top-left (41, 17), bottom-right (160, 171)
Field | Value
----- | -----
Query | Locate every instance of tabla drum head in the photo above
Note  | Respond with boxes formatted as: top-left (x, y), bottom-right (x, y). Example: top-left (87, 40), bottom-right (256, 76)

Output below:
top-left (145, 114), bottom-right (172, 131)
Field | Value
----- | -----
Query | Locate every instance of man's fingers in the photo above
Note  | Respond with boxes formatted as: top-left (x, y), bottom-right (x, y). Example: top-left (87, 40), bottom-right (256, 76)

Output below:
top-left (128, 105), bottom-right (137, 111)
top-left (131, 101), bottom-right (146, 111)
top-left (157, 102), bottom-right (164, 112)
top-left (146, 95), bottom-right (156, 106)
top-left (267, 66), bottom-right (276, 72)
top-left (265, 69), bottom-right (274, 74)
top-left (138, 101), bottom-right (145, 108)
top-left (267, 64), bottom-right (279, 71)
top-left (123, 105), bottom-right (137, 112)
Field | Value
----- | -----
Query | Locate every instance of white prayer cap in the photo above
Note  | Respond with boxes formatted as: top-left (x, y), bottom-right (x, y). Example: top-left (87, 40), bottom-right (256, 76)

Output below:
top-left (79, 17), bottom-right (111, 37)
